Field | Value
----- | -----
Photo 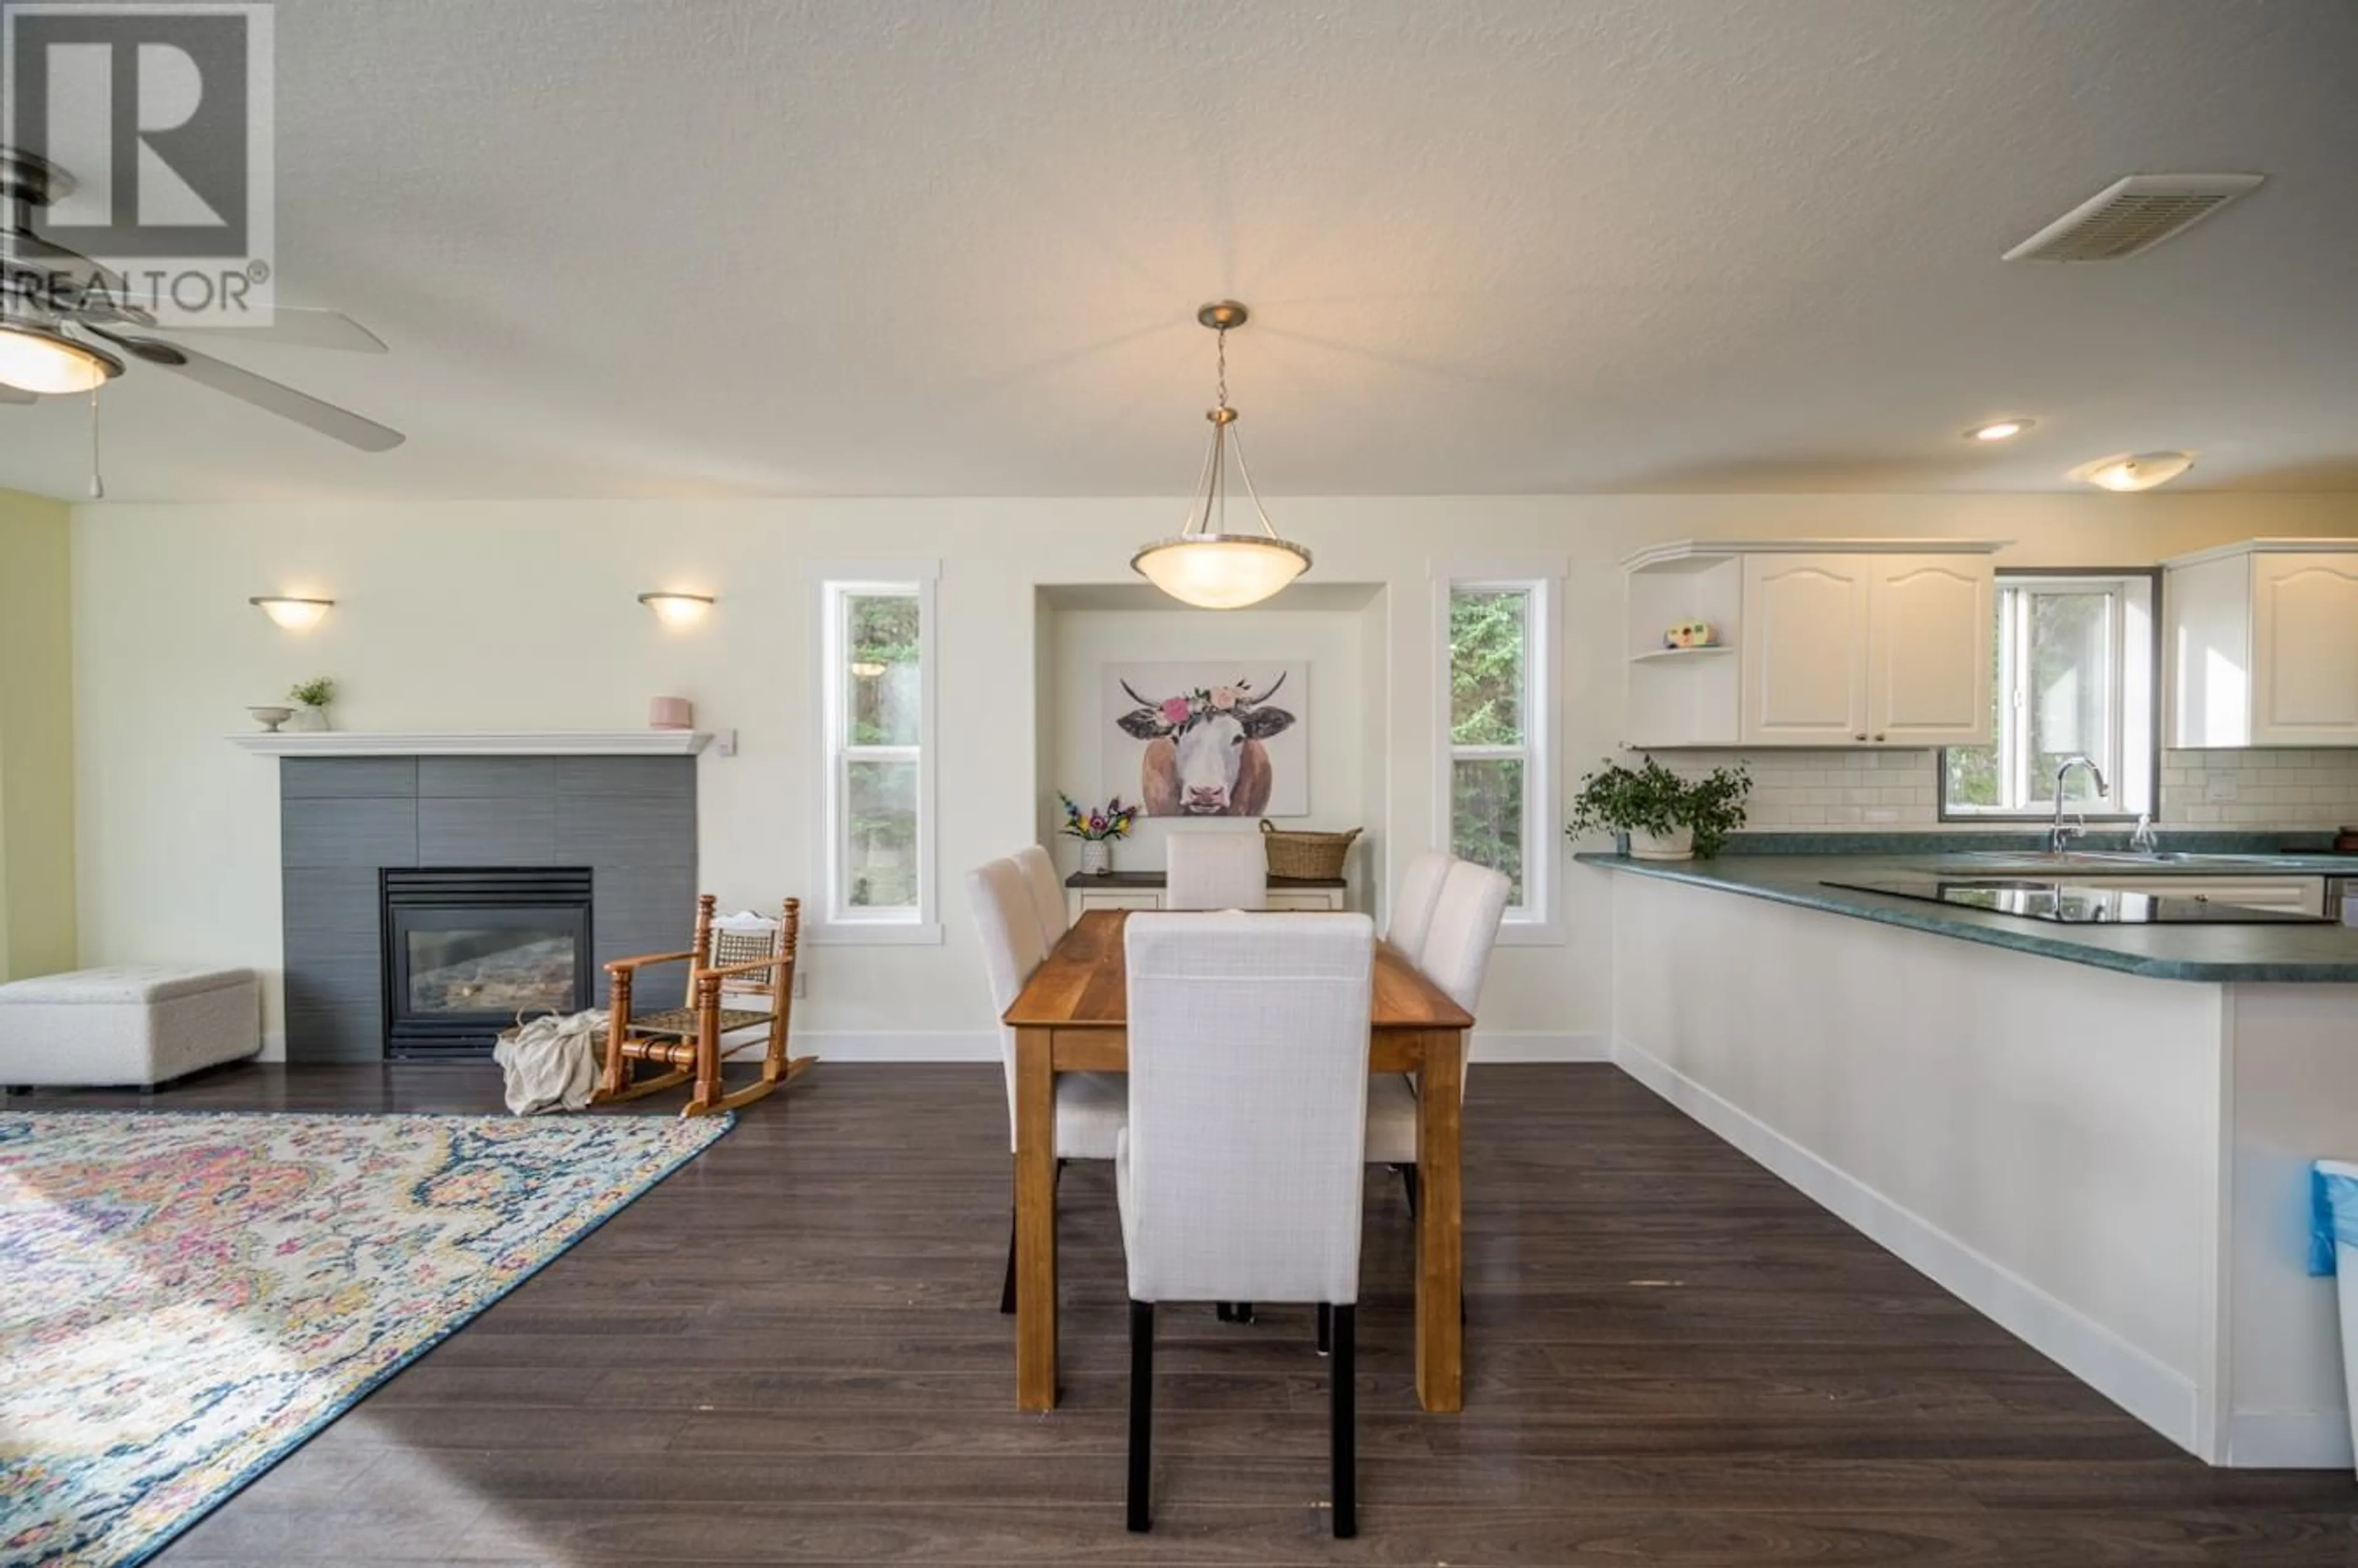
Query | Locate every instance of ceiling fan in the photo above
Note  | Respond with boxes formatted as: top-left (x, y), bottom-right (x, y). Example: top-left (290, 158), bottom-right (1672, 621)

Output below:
top-left (0, 146), bottom-right (403, 452)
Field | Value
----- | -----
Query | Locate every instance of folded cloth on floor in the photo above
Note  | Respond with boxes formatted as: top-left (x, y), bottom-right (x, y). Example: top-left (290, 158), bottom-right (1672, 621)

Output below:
top-left (493, 1009), bottom-right (610, 1115)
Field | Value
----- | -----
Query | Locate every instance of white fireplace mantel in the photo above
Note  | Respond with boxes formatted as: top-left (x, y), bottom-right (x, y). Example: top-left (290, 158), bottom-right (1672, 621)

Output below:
top-left (227, 729), bottom-right (723, 758)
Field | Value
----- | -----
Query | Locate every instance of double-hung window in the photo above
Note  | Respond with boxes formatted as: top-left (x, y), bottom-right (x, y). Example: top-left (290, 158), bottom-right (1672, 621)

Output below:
top-left (817, 569), bottom-right (940, 943)
top-left (1439, 569), bottom-right (1561, 942)
top-left (1941, 570), bottom-right (2157, 820)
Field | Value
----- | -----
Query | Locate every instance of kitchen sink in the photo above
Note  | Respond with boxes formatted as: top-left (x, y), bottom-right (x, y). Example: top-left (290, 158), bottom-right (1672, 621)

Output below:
top-left (1929, 850), bottom-right (2320, 872)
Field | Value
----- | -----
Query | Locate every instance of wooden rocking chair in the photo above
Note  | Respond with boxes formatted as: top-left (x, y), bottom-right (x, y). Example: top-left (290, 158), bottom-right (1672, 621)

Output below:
top-left (594, 895), bottom-right (814, 1117)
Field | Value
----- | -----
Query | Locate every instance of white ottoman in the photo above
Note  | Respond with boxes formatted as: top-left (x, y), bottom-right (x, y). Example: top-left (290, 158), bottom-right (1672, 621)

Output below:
top-left (0, 967), bottom-right (260, 1089)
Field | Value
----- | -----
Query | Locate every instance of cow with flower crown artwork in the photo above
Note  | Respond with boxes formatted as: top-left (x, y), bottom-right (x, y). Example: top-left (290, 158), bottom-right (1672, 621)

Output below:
top-left (1105, 666), bottom-right (1307, 817)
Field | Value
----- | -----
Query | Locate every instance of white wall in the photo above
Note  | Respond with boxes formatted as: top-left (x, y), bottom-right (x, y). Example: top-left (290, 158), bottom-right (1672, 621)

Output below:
top-left (69, 492), bottom-right (2358, 1060)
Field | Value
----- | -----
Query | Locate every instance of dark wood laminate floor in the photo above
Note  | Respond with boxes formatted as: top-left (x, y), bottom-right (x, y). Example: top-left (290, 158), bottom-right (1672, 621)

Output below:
top-left (19, 1062), bottom-right (2357, 1566)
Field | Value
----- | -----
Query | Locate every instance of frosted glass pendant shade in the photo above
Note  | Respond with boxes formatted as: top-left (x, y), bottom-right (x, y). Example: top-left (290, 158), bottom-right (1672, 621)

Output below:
top-left (1130, 535), bottom-right (1311, 610)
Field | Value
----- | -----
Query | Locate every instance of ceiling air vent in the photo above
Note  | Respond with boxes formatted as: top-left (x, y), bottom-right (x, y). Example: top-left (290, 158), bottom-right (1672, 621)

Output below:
top-left (2003, 174), bottom-right (2264, 263)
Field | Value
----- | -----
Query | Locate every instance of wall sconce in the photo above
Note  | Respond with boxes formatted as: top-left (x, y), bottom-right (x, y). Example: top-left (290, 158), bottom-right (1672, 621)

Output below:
top-left (637, 591), bottom-right (715, 627)
top-left (249, 596), bottom-right (335, 631)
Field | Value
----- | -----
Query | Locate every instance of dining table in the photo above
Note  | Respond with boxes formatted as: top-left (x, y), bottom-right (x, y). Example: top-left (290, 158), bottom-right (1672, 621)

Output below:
top-left (1001, 908), bottom-right (1477, 1414)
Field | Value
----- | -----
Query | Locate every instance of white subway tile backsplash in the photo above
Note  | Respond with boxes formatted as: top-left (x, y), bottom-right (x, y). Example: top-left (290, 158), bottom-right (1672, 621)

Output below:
top-left (1639, 744), bottom-right (2358, 834)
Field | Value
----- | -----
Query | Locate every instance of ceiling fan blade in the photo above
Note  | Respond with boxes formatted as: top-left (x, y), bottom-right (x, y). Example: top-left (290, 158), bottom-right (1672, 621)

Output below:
top-left (1, 231), bottom-right (128, 295)
top-left (158, 306), bottom-right (389, 354)
top-left (87, 328), bottom-right (405, 452)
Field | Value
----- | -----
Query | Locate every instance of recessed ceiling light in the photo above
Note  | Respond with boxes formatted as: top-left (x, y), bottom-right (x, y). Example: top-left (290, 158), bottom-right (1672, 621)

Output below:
top-left (2071, 451), bottom-right (2195, 493)
top-left (1966, 418), bottom-right (2035, 443)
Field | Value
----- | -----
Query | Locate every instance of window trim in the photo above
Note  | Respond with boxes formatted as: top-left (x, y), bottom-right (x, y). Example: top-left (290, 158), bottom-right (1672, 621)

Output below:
top-left (1937, 566), bottom-right (2162, 825)
top-left (1433, 563), bottom-right (1563, 945)
top-left (810, 565), bottom-right (942, 946)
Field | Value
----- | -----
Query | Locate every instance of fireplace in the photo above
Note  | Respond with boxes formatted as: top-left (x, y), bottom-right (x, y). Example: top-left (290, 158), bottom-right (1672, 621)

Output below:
top-left (381, 868), bottom-right (594, 1058)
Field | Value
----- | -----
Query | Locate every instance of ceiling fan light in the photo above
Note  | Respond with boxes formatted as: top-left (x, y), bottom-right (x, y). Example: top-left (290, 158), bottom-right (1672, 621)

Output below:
top-left (1131, 535), bottom-right (1310, 610)
top-left (0, 321), bottom-right (120, 394)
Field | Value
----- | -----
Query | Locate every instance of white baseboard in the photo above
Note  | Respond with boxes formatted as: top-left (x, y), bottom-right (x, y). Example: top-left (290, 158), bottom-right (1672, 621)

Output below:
top-left (1611, 1034), bottom-right (2205, 1459)
top-left (1473, 1031), bottom-right (1608, 1063)
top-left (800, 1031), bottom-right (1606, 1065)
top-left (796, 1031), bottom-right (1002, 1063)
top-left (2227, 1410), bottom-right (2356, 1469)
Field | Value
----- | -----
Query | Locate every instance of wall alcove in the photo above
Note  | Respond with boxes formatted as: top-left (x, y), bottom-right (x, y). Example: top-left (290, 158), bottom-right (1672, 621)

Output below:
top-left (1030, 581), bottom-right (1391, 911)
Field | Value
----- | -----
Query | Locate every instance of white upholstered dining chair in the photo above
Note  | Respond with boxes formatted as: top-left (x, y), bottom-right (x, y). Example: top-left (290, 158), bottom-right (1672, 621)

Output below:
top-left (965, 856), bottom-right (1126, 1313)
top-left (1163, 833), bottom-right (1267, 910)
top-left (1385, 850), bottom-right (1452, 966)
top-left (1118, 912), bottom-right (1375, 1537)
top-left (1011, 843), bottom-right (1068, 949)
top-left (1367, 858), bottom-right (1511, 1171)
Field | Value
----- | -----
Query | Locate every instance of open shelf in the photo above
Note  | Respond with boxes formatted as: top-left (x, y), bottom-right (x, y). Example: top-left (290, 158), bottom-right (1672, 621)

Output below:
top-left (1629, 645), bottom-right (1735, 664)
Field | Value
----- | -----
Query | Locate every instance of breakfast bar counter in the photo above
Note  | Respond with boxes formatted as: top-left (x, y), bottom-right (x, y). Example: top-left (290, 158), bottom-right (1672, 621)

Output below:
top-left (1581, 848), bottom-right (2358, 1470)
top-left (1574, 850), bottom-right (2358, 982)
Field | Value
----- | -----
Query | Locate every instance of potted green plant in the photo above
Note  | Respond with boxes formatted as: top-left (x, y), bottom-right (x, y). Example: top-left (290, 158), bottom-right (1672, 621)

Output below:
top-left (287, 676), bottom-right (337, 732)
top-left (1566, 755), bottom-right (1750, 861)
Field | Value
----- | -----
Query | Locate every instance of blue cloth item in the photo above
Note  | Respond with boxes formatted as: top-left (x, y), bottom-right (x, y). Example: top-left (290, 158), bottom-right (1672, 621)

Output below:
top-left (2309, 1162), bottom-right (2358, 1276)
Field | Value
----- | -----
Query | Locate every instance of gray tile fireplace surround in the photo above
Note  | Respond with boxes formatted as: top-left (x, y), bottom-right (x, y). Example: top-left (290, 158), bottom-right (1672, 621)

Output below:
top-left (279, 756), bottom-right (696, 1063)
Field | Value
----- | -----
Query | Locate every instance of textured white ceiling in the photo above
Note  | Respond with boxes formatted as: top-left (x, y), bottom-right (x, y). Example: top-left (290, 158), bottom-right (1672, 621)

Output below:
top-left (6, 0), bottom-right (2356, 501)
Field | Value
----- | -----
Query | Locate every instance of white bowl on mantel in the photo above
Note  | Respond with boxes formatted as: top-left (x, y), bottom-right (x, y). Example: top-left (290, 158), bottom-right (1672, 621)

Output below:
top-left (246, 705), bottom-right (295, 732)
top-left (1628, 826), bottom-right (1695, 861)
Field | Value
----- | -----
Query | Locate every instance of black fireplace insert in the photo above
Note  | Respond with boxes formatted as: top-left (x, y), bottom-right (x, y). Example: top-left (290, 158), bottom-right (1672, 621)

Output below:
top-left (381, 867), bottom-right (594, 1058)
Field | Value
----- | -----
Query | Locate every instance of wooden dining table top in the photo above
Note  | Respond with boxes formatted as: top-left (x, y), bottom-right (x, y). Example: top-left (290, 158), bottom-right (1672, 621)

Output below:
top-left (1004, 909), bottom-right (1474, 1033)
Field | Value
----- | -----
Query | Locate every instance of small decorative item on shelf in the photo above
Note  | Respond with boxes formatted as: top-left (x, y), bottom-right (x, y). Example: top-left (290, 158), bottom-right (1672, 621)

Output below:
top-left (246, 705), bottom-right (294, 732)
top-left (1662, 619), bottom-right (1716, 650)
top-left (1059, 792), bottom-right (1137, 876)
top-left (286, 677), bottom-right (337, 732)
top-left (1568, 754), bottom-right (1750, 861)
top-left (648, 696), bottom-right (695, 731)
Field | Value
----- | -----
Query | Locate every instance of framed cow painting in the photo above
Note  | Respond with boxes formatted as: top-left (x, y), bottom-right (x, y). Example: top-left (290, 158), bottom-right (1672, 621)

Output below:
top-left (1101, 663), bottom-right (1309, 818)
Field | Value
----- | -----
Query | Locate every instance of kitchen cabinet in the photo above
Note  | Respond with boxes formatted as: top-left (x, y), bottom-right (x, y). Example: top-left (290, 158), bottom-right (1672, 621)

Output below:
top-left (2167, 540), bottom-right (2358, 748)
top-left (2069, 877), bottom-right (2328, 918)
top-left (1740, 553), bottom-right (1870, 744)
top-left (1866, 555), bottom-right (1996, 745)
top-left (1730, 549), bottom-right (1993, 747)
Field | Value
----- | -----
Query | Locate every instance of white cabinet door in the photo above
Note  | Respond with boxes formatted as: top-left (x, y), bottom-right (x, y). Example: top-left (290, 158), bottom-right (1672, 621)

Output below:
top-left (2071, 877), bottom-right (2327, 917)
top-left (1867, 555), bottom-right (1994, 746)
top-left (1741, 554), bottom-right (1871, 745)
top-left (2252, 553), bottom-right (2358, 745)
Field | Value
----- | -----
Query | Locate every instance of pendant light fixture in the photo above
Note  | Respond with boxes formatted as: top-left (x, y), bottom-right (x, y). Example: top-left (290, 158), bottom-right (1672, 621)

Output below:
top-left (1131, 301), bottom-right (1310, 609)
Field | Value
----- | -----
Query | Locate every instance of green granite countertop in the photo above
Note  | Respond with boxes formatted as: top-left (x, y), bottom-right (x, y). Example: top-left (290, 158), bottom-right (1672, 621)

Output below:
top-left (1573, 851), bottom-right (2358, 983)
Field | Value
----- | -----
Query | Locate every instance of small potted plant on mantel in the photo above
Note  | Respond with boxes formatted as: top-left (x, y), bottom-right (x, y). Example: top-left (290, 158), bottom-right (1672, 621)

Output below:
top-left (287, 676), bottom-right (337, 732)
top-left (1567, 755), bottom-right (1751, 861)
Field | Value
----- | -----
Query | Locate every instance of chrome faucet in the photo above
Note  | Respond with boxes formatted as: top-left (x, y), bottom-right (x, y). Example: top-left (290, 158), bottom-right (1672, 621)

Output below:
top-left (2130, 811), bottom-right (2161, 855)
top-left (2050, 755), bottom-right (2110, 853)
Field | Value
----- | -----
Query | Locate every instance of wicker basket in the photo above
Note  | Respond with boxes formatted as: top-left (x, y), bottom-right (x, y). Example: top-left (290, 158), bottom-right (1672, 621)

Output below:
top-left (1259, 819), bottom-right (1361, 880)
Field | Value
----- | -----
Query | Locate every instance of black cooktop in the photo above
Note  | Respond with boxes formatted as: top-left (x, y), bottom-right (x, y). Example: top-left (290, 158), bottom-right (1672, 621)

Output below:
top-left (1823, 877), bottom-right (2335, 925)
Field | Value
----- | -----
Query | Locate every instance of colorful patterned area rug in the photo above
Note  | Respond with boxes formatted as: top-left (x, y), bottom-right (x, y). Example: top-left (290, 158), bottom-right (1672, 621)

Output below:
top-left (0, 1111), bottom-right (730, 1568)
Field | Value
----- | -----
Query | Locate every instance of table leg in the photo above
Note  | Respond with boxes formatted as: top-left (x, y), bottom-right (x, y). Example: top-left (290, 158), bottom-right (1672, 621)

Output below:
top-left (1014, 1025), bottom-right (1059, 1411)
top-left (1414, 1028), bottom-right (1465, 1413)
